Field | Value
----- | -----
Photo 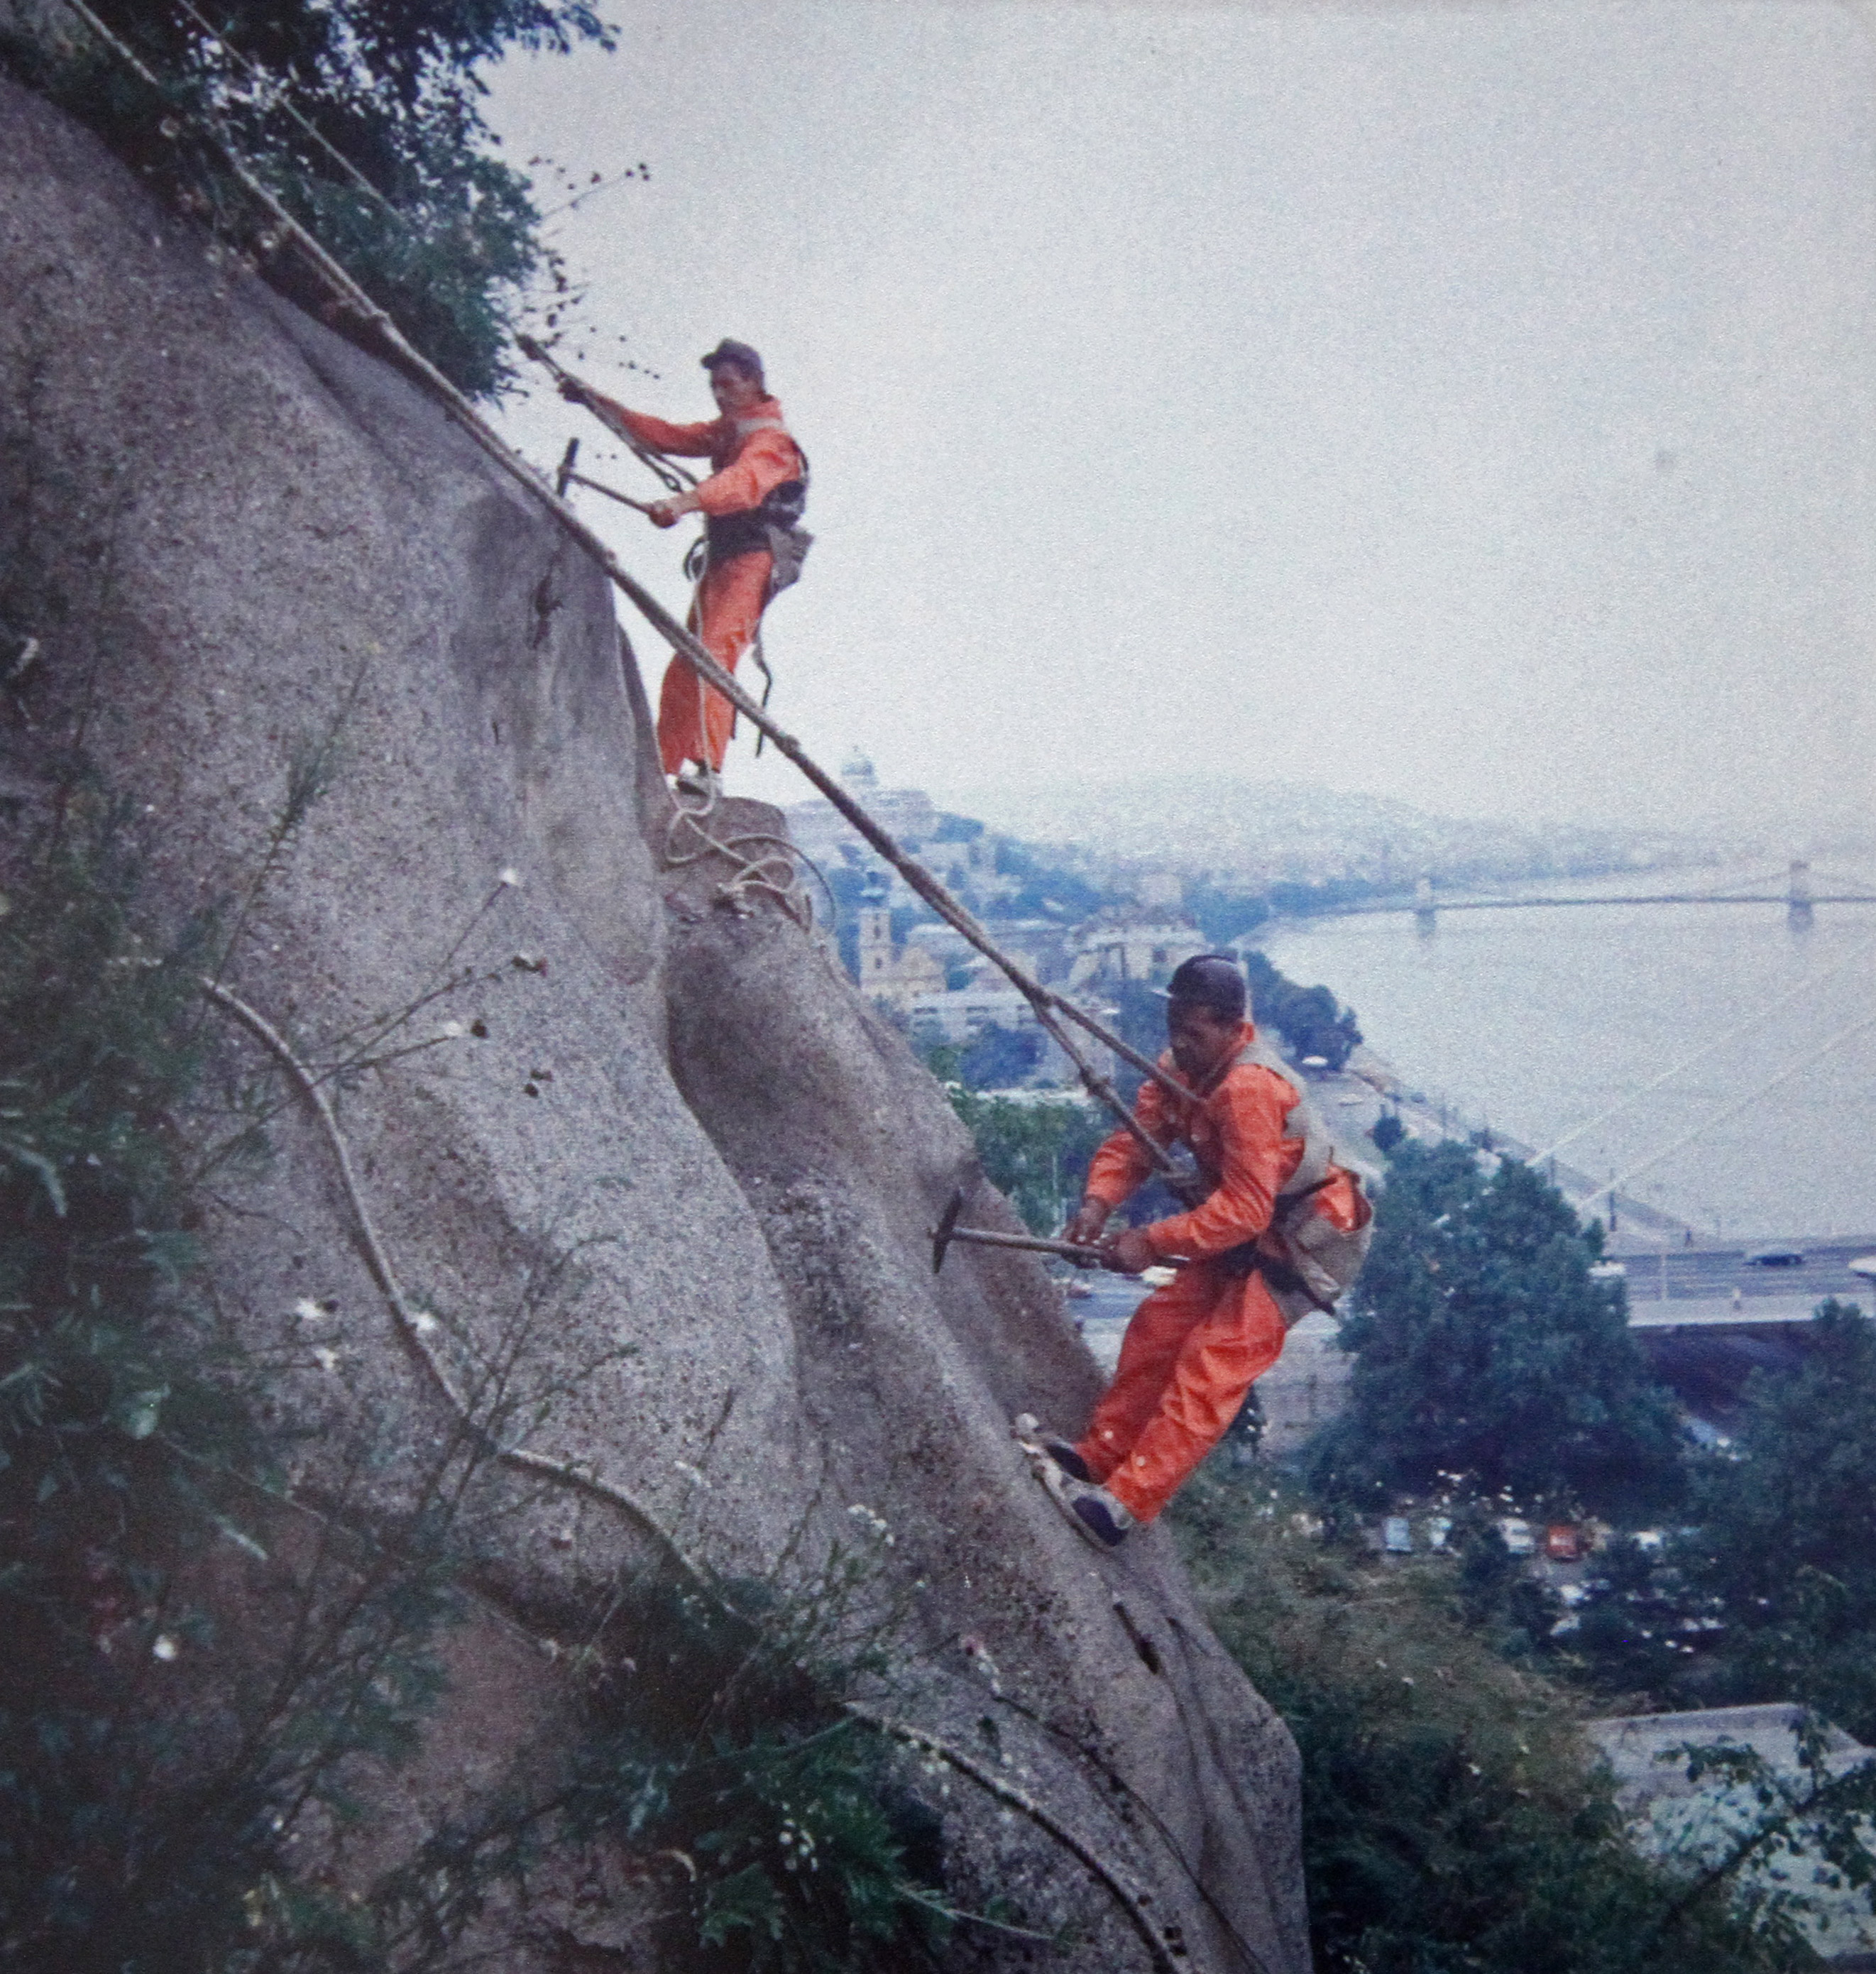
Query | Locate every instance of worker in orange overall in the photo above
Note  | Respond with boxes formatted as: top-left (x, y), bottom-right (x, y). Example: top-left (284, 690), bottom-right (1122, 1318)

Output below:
top-left (560, 339), bottom-right (807, 788)
top-left (1042, 955), bottom-right (1371, 1549)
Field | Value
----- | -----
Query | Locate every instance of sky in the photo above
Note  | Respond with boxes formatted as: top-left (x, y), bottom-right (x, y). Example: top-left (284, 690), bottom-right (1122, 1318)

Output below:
top-left (486, 1), bottom-right (1876, 838)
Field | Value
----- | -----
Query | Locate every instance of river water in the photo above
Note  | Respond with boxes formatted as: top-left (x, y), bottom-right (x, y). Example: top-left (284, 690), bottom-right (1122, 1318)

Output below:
top-left (1261, 874), bottom-right (1876, 1241)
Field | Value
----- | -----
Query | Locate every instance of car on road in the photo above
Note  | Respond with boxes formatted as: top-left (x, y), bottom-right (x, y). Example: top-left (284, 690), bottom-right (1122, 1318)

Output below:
top-left (1589, 1261), bottom-right (1628, 1281)
top-left (1850, 1255), bottom-right (1876, 1282)
top-left (1745, 1244), bottom-right (1806, 1268)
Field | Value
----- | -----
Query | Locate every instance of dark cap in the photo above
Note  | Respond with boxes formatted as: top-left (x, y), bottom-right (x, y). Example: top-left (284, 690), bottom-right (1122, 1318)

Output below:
top-left (701, 338), bottom-right (763, 378)
top-left (1165, 954), bottom-right (1248, 1021)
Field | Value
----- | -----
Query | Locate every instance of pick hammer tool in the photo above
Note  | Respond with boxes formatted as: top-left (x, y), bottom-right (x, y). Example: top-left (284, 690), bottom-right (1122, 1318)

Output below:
top-left (929, 1186), bottom-right (1189, 1276)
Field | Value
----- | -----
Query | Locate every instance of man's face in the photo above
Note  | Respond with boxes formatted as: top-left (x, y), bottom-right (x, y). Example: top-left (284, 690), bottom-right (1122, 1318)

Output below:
top-left (1166, 999), bottom-right (1241, 1082)
top-left (710, 363), bottom-right (763, 414)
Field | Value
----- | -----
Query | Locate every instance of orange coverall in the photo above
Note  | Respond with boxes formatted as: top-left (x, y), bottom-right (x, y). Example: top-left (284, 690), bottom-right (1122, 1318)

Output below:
top-left (591, 393), bottom-right (803, 774)
top-left (1076, 1021), bottom-right (1365, 1524)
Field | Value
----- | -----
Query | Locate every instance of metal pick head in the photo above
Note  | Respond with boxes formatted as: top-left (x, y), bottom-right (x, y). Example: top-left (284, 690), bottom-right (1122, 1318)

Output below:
top-left (931, 1187), bottom-right (966, 1275)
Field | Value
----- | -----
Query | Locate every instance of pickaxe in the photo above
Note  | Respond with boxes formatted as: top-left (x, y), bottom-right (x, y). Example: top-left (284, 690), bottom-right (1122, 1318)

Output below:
top-left (931, 1187), bottom-right (1104, 1275)
top-left (554, 437), bottom-right (662, 516)
top-left (930, 1186), bottom-right (1190, 1276)
top-left (517, 335), bottom-right (698, 495)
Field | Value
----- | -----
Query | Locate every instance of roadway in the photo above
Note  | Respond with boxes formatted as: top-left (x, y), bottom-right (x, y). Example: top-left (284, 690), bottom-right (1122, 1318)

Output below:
top-left (1598, 1237), bottom-right (1876, 1306)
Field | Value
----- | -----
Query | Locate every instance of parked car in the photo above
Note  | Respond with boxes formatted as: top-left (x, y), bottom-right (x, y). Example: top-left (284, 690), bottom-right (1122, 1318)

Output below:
top-left (1496, 1518), bottom-right (1536, 1556)
top-left (1745, 1244), bottom-right (1806, 1267)
top-left (1589, 1261), bottom-right (1628, 1281)
top-left (1848, 1255), bottom-right (1876, 1281)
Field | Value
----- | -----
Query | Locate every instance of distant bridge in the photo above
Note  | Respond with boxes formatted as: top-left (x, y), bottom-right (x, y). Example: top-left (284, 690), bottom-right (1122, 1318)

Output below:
top-left (1308, 860), bottom-right (1876, 928)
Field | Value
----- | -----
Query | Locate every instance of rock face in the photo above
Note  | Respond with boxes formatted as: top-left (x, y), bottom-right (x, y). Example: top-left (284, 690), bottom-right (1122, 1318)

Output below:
top-left (0, 77), bottom-right (1308, 1974)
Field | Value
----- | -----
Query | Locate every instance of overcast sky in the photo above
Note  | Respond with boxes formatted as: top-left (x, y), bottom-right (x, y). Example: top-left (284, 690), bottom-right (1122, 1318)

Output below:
top-left (487, 1), bottom-right (1876, 838)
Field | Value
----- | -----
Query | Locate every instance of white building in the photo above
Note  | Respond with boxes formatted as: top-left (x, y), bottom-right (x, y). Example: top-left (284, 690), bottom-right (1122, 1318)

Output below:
top-left (786, 752), bottom-right (940, 866)
top-left (1065, 905), bottom-right (1210, 990)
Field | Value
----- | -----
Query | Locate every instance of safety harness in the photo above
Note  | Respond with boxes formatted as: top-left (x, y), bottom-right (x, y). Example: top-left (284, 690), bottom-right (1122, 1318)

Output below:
top-left (1193, 1038), bottom-right (1376, 1324)
top-left (684, 422), bottom-right (813, 598)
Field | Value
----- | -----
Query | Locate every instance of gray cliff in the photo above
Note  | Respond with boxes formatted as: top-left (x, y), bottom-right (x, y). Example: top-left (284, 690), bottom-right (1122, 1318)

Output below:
top-left (0, 77), bottom-right (1308, 1974)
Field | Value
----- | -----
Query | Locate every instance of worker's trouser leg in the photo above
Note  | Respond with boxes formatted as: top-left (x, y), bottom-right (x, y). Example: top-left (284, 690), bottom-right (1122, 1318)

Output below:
top-left (1075, 1261), bottom-right (1286, 1525)
top-left (657, 549), bottom-right (773, 775)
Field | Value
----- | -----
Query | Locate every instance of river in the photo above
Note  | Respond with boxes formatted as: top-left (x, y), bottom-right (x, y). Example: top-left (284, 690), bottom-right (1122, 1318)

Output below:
top-left (1260, 874), bottom-right (1876, 1241)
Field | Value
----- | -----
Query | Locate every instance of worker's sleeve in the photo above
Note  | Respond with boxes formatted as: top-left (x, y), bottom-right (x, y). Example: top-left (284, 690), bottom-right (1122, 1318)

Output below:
top-left (588, 396), bottom-right (724, 458)
top-left (1143, 1068), bottom-right (1295, 1260)
top-left (1083, 1079), bottom-right (1174, 1210)
top-left (692, 429), bottom-right (801, 517)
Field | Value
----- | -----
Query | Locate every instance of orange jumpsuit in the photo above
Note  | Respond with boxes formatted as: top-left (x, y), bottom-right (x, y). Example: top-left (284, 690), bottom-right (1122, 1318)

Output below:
top-left (591, 392), bottom-right (803, 774)
top-left (1076, 1021), bottom-right (1364, 1524)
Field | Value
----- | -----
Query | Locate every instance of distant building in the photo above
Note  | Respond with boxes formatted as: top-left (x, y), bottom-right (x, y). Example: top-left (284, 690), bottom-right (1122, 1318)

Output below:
top-left (905, 985), bottom-right (1036, 1046)
top-left (1065, 904), bottom-right (1209, 990)
top-left (787, 752), bottom-right (940, 866)
top-left (855, 892), bottom-right (947, 1013)
top-left (906, 985), bottom-right (1114, 1090)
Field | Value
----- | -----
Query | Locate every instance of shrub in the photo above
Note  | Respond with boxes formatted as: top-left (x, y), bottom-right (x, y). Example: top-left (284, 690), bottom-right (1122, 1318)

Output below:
top-left (3, 0), bottom-right (615, 395)
top-left (1173, 1469), bottom-right (1813, 1974)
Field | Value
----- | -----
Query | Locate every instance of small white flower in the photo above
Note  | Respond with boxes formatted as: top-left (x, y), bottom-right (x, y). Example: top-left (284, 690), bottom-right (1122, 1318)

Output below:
top-left (498, 867), bottom-right (522, 889)
top-left (674, 1459), bottom-right (707, 1487)
top-left (151, 1634), bottom-right (180, 1662)
top-left (410, 1310), bottom-right (439, 1335)
top-left (437, 1020), bottom-right (466, 1039)
top-left (312, 1346), bottom-right (341, 1372)
top-left (292, 1298), bottom-right (325, 1323)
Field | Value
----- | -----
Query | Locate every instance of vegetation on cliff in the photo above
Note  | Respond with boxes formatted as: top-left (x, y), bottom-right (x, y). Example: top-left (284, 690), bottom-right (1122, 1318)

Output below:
top-left (1174, 1474), bottom-right (1819, 1974)
top-left (1, 0), bottom-right (613, 394)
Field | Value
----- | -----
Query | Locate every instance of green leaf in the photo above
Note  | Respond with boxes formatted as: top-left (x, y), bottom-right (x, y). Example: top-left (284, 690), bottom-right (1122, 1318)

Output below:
top-left (698, 1863), bottom-right (786, 1946)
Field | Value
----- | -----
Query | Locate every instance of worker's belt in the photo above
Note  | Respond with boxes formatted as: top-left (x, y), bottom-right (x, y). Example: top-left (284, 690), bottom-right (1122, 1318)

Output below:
top-left (1212, 1242), bottom-right (1297, 1289)
top-left (705, 510), bottom-right (777, 561)
top-left (704, 475), bottom-right (809, 564)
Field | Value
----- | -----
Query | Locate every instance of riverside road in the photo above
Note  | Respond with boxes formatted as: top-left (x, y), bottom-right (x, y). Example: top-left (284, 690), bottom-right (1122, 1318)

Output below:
top-left (1601, 1237), bottom-right (1876, 1305)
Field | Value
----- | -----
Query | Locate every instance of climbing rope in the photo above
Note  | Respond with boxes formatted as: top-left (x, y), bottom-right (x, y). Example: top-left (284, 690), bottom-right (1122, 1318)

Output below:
top-left (662, 769), bottom-right (817, 928)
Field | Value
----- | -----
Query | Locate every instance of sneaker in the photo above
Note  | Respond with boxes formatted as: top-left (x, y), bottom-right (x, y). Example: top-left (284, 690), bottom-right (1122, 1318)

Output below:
top-left (1042, 1437), bottom-right (1092, 1484)
top-left (1011, 1414), bottom-right (1091, 1483)
top-left (1029, 1449), bottom-right (1135, 1550)
top-left (1066, 1485), bottom-right (1134, 1550)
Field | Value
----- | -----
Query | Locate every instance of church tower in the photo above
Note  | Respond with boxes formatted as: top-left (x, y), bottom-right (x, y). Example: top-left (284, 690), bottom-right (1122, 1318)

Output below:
top-left (857, 881), bottom-right (894, 992)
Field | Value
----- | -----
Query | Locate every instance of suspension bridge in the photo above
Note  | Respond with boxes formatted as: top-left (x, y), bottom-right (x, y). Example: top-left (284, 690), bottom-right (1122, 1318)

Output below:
top-left (1308, 859), bottom-right (1876, 929)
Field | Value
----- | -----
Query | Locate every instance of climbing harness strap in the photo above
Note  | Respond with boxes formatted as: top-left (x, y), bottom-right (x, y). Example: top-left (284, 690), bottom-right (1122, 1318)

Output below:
top-left (1190, 1041), bottom-right (1375, 1321)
